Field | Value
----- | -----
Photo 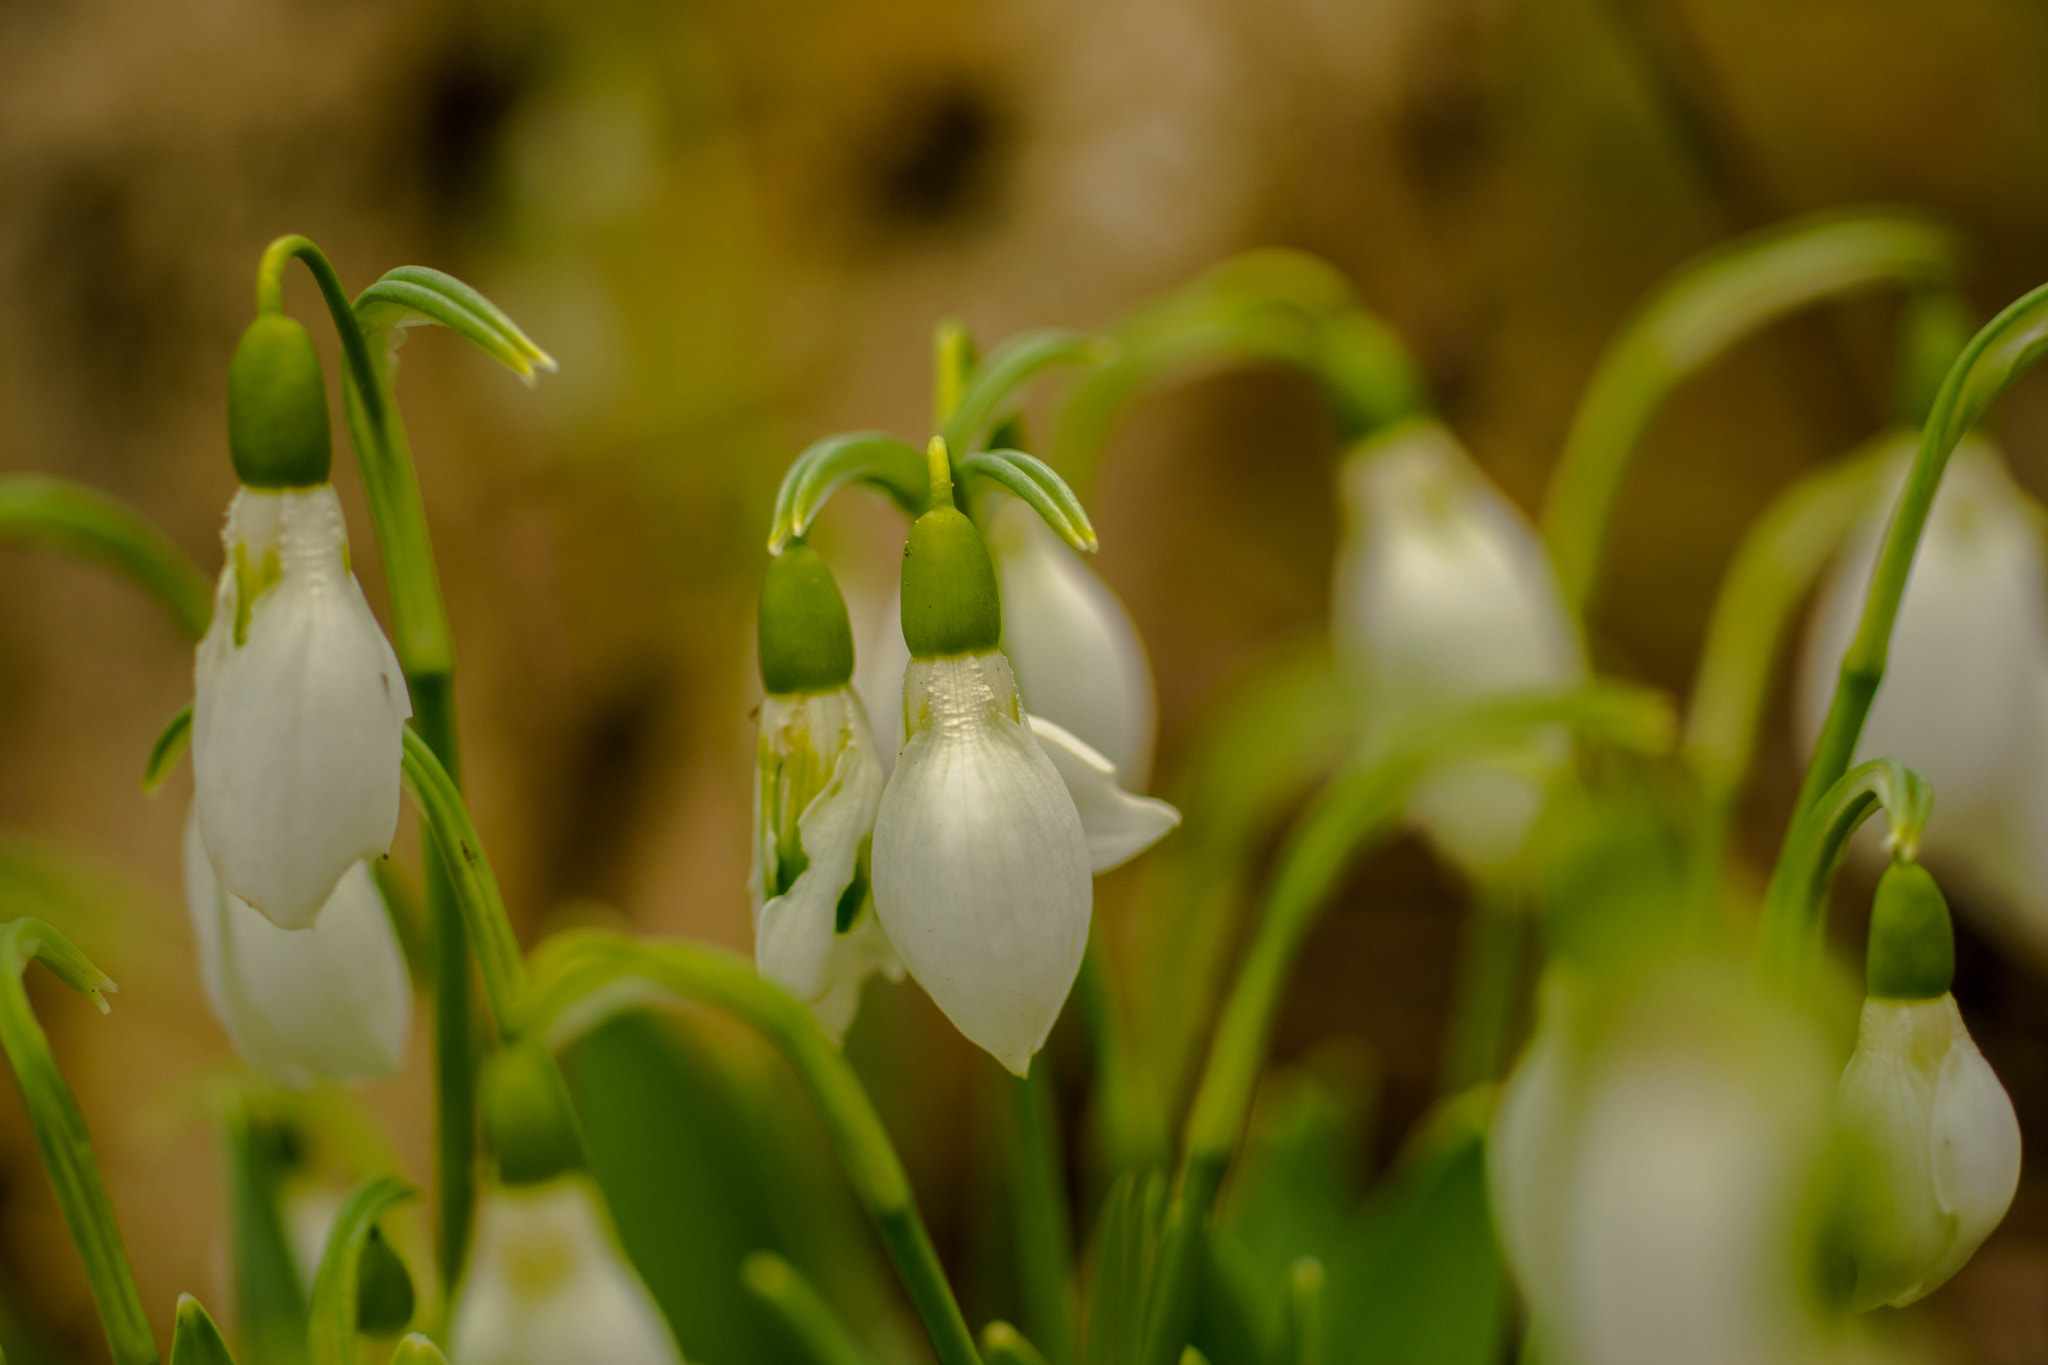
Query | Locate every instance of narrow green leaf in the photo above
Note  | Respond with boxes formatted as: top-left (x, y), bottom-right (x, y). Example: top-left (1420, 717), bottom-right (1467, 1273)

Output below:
top-left (355, 266), bottom-right (557, 383)
top-left (143, 703), bottom-right (193, 796)
top-left (982, 1322), bottom-right (1052, 1365)
top-left (1081, 1169), bottom-right (1164, 1365)
top-left (743, 1251), bottom-right (877, 1365)
top-left (958, 449), bottom-right (1098, 552)
top-left (944, 330), bottom-right (1114, 459)
top-left (305, 1176), bottom-right (418, 1365)
top-left (768, 432), bottom-right (930, 551)
top-left (0, 475), bottom-right (211, 643)
top-left (1278, 1258), bottom-right (1323, 1365)
top-left (221, 1105), bottom-right (308, 1365)
top-left (389, 1335), bottom-right (448, 1365)
top-left (170, 1296), bottom-right (236, 1365)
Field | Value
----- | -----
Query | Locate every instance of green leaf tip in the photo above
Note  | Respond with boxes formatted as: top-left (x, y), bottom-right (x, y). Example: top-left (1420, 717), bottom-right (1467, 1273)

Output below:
top-left (173, 1294), bottom-right (238, 1365)
top-left (144, 702), bottom-right (194, 796)
top-left (959, 449), bottom-right (1099, 553)
top-left (355, 266), bottom-right (557, 385)
top-left (390, 1334), bottom-right (450, 1365)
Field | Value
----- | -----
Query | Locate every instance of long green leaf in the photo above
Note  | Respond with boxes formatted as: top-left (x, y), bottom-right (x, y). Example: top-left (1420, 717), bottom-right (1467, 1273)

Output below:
top-left (0, 475), bottom-right (211, 642)
top-left (743, 1252), bottom-right (877, 1365)
top-left (305, 1177), bottom-right (418, 1365)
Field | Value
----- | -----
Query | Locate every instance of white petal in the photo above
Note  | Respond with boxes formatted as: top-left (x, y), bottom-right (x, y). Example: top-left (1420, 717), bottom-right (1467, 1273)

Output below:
top-left (1489, 974), bottom-right (1583, 1335)
top-left (871, 653), bottom-right (1091, 1075)
top-left (193, 487), bottom-right (412, 927)
top-left (183, 808), bottom-right (410, 1087)
top-left (851, 587), bottom-right (912, 773)
top-left (750, 690), bottom-right (895, 1041)
top-left (1027, 715), bottom-right (1179, 873)
top-left (450, 1176), bottom-right (683, 1365)
top-left (1926, 1000), bottom-right (2021, 1297)
top-left (1835, 997), bottom-right (1946, 1309)
top-left (989, 496), bottom-right (1159, 788)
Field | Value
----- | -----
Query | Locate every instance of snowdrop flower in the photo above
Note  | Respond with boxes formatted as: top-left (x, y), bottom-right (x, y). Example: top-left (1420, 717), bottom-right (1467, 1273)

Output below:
top-left (1331, 420), bottom-right (1583, 877)
top-left (1835, 862), bottom-right (2020, 1310)
top-left (1799, 434), bottom-right (2048, 957)
top-left (193, 313), bottom-right (411, 927)
top-left (449, 1175), bottom-right (683, 1365)
top-left (181, 808), bottom-right (410, 1087)
top-left (752, 543), bottom-right (901, 1041)
top-left (1493, 965), bottom-right (1840, 1365)
top-left (872, 443), bottom-right (1176, 1075)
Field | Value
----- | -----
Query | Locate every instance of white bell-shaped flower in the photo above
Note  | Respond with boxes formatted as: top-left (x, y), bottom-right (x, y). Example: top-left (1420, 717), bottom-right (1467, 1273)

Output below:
top-left (751, 687), bottom-right (902, 1041)
top-left (1331, 420), bottom-right (1583, 876)
top-left (193, 485), bottom-right (411, 928)
top-left (987, 494), bottom-right (1159, 788)
top-left (1835, 992), bottom-right (2020, 1310)
top-left (1029, 716), bottom-right (1180, 873)
top-left (873, 652), bottom-right (1093, 1075)
top-left (449, 1175), bottom-right (684, 1365)
top-left (181, 808), bottom-right (410, 1087)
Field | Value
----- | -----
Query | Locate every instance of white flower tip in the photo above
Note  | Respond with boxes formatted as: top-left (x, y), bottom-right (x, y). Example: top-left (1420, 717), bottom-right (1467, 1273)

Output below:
top-left (1028, 715), bottom-right (1180, 873)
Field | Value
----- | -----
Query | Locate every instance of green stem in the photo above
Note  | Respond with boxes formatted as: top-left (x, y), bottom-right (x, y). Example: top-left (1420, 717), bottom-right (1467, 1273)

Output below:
top-left (742, 1252), bottom-right (877, 1365)
top-left (1141, 684), bottom-right (1675, 1365)
top-left (521, 932), bottom-right (983, 1365)
top-left (1756, 759), bottom-right (1931, 980)
top-left (1538, 209), bottom-right (1957, 614)
top-left (0, 920), bottom-right (155, 1365)
top-left (221, 1103), bottom-right (309, 1365)
top-left (1005, 1067), bottom-right (1074, 1365)
top-left (1437, 881), bottom-right (1524, 1095)
top-left (1074, 941), bottom-right (1162, 1179)
top-left (0, 476), bottom-right (211, 642)
top-left (305, 1177), bottom-right (419, 1365)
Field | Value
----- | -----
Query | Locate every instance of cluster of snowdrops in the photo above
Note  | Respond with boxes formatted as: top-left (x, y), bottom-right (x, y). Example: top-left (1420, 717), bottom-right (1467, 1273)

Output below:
top-left (0, 207), bottom-right (2043, 1365)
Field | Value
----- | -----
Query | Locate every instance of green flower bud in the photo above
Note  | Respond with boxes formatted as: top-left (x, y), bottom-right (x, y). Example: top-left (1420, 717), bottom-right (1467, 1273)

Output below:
top-left (901, 439), bottom-right (1000, 659)
top-left (758, 543), bottom-right (855, 695)
top-left (355, 1225), bottom-right (416, 1336)
top-left (228, 313), bottom-right (332, 489)
top-left (481, 1040), bottom-right (585, 1187)
top-left (1867, 860), bottom-right (1955, 1001)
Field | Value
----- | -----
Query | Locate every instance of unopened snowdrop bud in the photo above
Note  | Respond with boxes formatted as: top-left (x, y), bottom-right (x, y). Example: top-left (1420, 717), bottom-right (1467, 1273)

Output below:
top-left (1836, 862), bottom-right (2020, 1311)
top-left (872, 441), bottom-right (1093, 1075)
top-left (450, 1174), bottom-right (684, 1365)
top-left (193, 478), bottom-right (411, 924)
top-left (181, 809), bottom-right (410, 1087)
top-left (753, 545), bottom-right (901, 1041)
top-left (1331, 421), bottom-right (1583, 877)
top-left (987, 494), bottom-right (1159, 788)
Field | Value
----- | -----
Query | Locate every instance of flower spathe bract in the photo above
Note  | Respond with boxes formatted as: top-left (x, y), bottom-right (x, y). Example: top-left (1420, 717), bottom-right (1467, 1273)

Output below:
top-left (750, 686), bottom-right (901, 1042)
top-left (449, 1175), bottom-right (684, 1365)
top-left (1331, 421), bottom-right (1583, 876)
top-left (193, 485), bottom-right (412, 927)
top-left (1835, 992), bottom-right (2020, 1310)
top-left (181, 808), bottom-right (410, 1087)
top-left (872, 651), bottom-right (1092, 1076)
top-left (988, 494), bottom-right (1159, 788)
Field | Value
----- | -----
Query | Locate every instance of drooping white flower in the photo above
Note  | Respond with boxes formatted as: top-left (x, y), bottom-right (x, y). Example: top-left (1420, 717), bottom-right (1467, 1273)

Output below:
top-left (987, 494), bottom-right (1159, 788)
top-left (751, 687), bottom-right (901, 1041)
top-left (1835, 992), bottom-right (2020, 1310)
top-left (873, 652), bottom-right (1092, 1075)
top-left (193, 485), bottom-right (411, 928)
top-left (449, 1175), bottom-right (684, 1365)
top-left (1331, 420), bottom-right (1584, 877)
top-left (181, 807), bottom-right (410, 1087)
top-left (1028, 716), bottom-right (1179, 872)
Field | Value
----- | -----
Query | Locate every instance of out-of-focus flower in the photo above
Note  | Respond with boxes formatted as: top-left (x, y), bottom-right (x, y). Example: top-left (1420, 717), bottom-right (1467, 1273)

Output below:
top-left (1331, 420), bottom-right (1583, 877)
top-left (752, 544), bottom-right (900, 1041)
top-left (449, 1175), bottom-right (683, 1365)
top-left (1799, 435), bottom-right (2048, 956)
top-left (1492, 965), bottom-right (1841, 1365)
top-left (192, 484), bottom-right (411, 928)
top-left (181, 808), bottom-right (410, 1087)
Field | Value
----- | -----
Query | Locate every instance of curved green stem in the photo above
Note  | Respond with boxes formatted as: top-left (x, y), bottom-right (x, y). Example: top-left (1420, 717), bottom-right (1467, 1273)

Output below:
top-left (1140, 684), bottom-right (1675, 1365)
top-left (0, 476), bottom-right (211, 641)
top-left (306, 1176), bottom-right (419, 1365)
top-left (1539, 209), bottom-right (1958, 614)
top-left (1782, 280), bottom-right (2048, 849)
top-left (742, 1252), bottom-right (877, 1365)
top-left (0, 920), bottom-right (154, 1365)
top-left (1757, 759), bottom-right (1931, 981)
top-left (1005, 1067), bottom-right (1074, 1365)
top-left (941, 330), bottom-right (1109, 461)
top-left (521, 932), bottom-right (982, 1365)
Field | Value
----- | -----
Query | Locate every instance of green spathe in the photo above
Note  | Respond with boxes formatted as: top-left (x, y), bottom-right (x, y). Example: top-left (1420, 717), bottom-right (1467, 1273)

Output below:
top-left (1867, 860), bottom-right (1955, 1001)
top-left (759, 542), bottom-right (856, 695)
top-left (228, 314), bottom-right (332, 489)
top-left (481, 1041), bottom-right (586, 1187)
top-left (902, 505), bottom-right (1001, 658)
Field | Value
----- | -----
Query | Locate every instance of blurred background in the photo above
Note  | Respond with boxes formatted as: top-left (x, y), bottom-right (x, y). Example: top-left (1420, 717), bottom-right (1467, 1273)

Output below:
top-left (6, 0), bottom-right (2048, 1360)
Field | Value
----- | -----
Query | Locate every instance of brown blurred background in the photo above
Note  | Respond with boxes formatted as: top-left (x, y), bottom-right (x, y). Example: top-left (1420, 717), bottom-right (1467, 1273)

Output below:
top-left (7, 0), bottom-right (2048, 1359)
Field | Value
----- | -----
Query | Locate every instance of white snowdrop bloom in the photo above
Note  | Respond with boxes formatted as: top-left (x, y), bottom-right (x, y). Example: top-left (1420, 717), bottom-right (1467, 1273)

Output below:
top-left (1799, 435), bottom-right (2048, 864)
top-left (1835, 992), bottom-right (2020, 1310)
top-left (751, 687), bottom-right (902, 1042)
top-left (1028, 716), bottom-right (1180, 873)
top-left (874, 652), bottom-right (1093, 1075)
top-left (851, 585), bottom-right (912, 770)
top-left (1488, 971), bottom-right (1586, 1334)
top-left (450, 1176), bottom-right (683, 1365)
top-left (181, 808), bottom-right (410, 1087)
top-left (1331, 420), bottom-right (1584, 877)
top-left (987, 494), bottom-right (1159, 788)
top-left (193, 485), bottom-right (411, 928)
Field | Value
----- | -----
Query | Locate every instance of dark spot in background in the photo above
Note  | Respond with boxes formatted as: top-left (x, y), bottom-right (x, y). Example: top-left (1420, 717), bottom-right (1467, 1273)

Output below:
top-left (546, 669), bottom-right (673, 901)
top-left (409, 34), bottom-right (540, 234)
top-left (857, 76), bottom-right (1011, 238)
